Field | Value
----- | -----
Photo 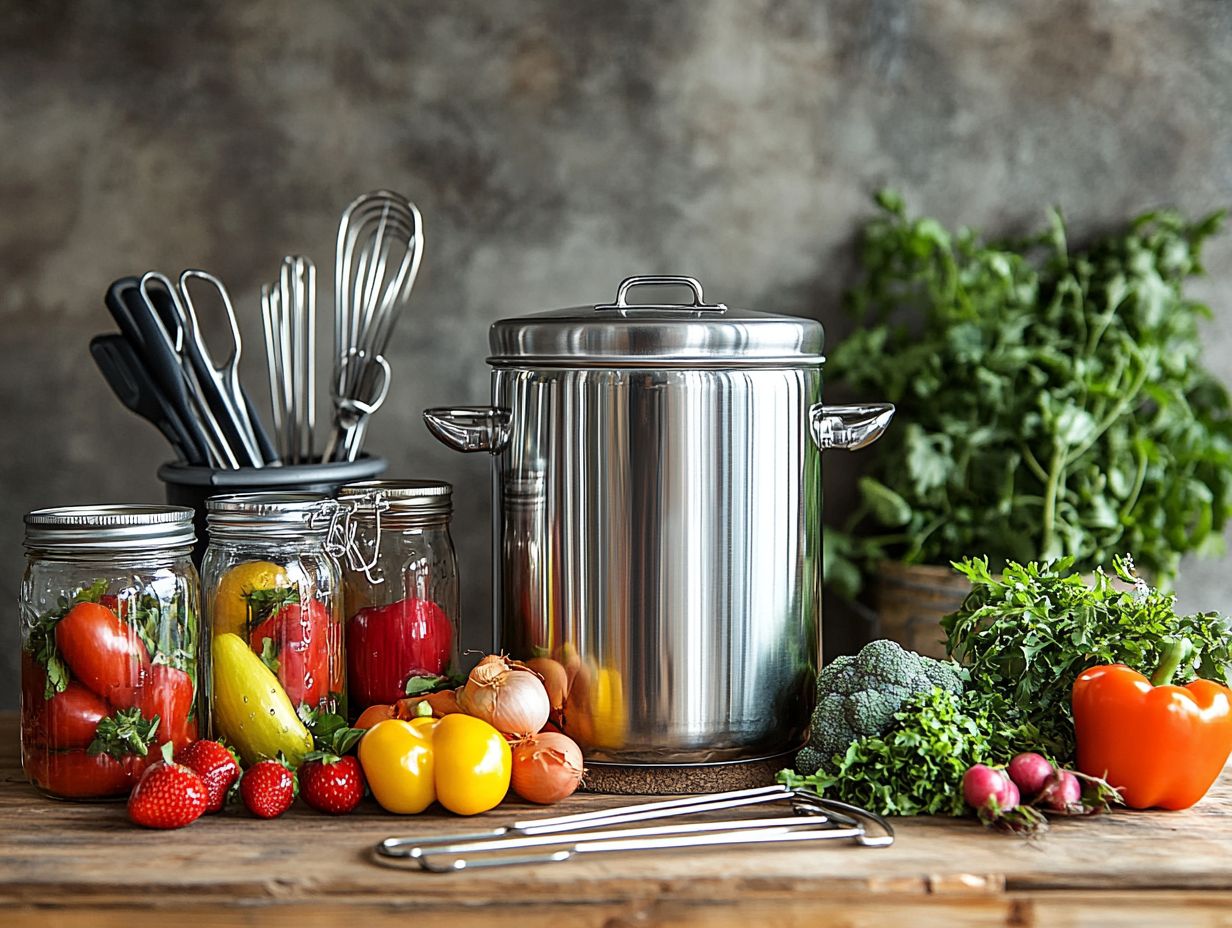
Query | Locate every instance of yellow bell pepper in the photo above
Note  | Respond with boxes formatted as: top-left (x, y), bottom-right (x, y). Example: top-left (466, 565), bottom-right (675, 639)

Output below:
top-left (358, 714), bottom-right (511, 815)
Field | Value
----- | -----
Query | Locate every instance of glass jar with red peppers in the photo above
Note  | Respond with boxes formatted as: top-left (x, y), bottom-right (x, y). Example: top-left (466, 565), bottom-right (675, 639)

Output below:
top-left (337, 480), bottom-right (458, 719)
top-left (20, 505), bottom-right (201, 800)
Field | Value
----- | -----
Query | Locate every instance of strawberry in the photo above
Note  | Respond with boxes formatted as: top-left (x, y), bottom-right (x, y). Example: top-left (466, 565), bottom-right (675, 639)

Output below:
top-left (240, 759), bottom-right (297, 818)
top-left (300, 755), bottom-right (365, 814)
top-left (127, 744), bottom-right (208, 829)
top-left (175, 740), bottom-right (240, 813)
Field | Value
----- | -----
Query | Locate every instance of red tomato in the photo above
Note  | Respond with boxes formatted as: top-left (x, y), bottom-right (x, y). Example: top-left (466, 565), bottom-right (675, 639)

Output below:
top-left (113, 664), bottom-right (196, 751)
top-left (250, 600), bottom-right (331, 708)
top-left (44, 682), bottom-right (109, 750)
top-left (55, 602), bottom-right (150, 703)
top-left (27, 748), bottom-right (132, 799)
top-left (21, 652), bottom-right (48, 748)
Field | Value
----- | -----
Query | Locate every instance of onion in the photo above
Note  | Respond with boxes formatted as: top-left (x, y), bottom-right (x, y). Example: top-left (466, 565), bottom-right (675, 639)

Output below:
top-left (459, 655), bottom-right (551, 737)
top-left (510, 732), bottom-right (585, 804)
top-left (524, 657), bottom-right (569, 723)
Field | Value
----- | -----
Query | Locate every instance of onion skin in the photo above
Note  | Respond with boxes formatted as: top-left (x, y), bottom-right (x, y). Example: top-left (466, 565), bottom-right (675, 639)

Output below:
top-left (510, 732), bottom-right (585, 804)
top-left (459, 655), bottom-right (551, 737)
top-left (524, 657), bottom-right (569, 723)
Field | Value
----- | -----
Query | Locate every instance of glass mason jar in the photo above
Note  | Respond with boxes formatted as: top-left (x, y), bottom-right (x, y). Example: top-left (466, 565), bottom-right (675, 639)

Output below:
top-left (337, 480), bottom-right (458, 718)
top-left (19, 505), bottom-right (201, 800)
top-left (202, 493), bottom-right (344, 767)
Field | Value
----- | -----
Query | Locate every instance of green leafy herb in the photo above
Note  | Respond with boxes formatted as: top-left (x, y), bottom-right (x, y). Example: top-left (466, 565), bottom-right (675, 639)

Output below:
top-left (943, 555), bottom-right (1232, 761)
top-left (826, 193), bottom-right (1232, 597)
top-left (88, 708), bottom-right (161, 759)
top-left (779, 687), bottom-right (1039, 817)
top-left (405, 674), bottom-right (449, 697)
top-left (258, 637), bottom-right (281, 675)
top-left (298, 705), bottom-right (365, 760)
top-left (23, 579), bottom-right (108, 698)
top-left (244, 585), bottom-right (300, 629)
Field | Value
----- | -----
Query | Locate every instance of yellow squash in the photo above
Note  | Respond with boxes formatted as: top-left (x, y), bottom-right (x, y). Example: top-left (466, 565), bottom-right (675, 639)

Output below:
top-left (211, 632), bottom-right (313, 766)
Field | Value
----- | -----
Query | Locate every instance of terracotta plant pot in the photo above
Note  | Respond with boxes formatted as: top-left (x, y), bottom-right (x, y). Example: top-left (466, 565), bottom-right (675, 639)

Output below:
top-left (873, 561), bottom-right (969, 660)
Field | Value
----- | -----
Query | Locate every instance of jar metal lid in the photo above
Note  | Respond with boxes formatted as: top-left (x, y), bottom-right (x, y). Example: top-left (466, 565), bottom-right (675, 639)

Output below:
top-left (487, 275), bottom-right (825, 368)
top-left (24, 504), bottom-right (196, 552)
top-left (338, 480), bottom-right (452, 518)
top-left (206, 492), bottom-right (333, 539)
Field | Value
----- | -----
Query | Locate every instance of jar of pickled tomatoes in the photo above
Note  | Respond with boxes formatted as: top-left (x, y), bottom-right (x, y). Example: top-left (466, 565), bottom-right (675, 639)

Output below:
top-left (20, 505), bottom-right (201, 800)
top-left (337, 480), bottom-right (458, 719)
top-left (202, 493), bottom-right (344, 768)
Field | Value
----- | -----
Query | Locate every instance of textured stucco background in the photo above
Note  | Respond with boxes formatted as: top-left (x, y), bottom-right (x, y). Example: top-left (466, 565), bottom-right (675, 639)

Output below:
top-left (2, 0), bottom-right (1231, 709)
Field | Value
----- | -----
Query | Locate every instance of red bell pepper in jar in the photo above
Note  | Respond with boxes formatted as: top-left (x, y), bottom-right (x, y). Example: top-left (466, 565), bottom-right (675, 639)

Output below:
top-left (346, 597), bottom-right (453, 710)
top-left (1072, 638), bottom-right (1232, 810)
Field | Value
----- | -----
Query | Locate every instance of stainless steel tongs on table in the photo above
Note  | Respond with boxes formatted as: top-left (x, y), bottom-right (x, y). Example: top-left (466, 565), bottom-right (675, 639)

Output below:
top-left (374, 785), bottom-right (893, 873)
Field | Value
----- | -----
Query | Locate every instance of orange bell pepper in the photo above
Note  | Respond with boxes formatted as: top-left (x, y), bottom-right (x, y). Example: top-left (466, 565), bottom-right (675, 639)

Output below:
top-left (1072, 639), bottom-right (1232, 810)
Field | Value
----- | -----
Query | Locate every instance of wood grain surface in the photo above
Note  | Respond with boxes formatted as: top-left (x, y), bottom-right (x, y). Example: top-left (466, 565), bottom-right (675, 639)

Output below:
top-left (1, 713), bottom-right (1229, 926)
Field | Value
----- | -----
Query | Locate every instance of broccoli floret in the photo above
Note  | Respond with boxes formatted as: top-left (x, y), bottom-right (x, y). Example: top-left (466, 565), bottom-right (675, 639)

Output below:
top-left (794, 639), bottom-right (964, 775)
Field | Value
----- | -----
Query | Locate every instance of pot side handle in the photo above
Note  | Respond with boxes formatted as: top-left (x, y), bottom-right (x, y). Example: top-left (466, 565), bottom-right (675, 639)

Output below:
top-left (423, 406), bottom-right (512, 454)
top-left (809, 403), bottom-right (895, 451)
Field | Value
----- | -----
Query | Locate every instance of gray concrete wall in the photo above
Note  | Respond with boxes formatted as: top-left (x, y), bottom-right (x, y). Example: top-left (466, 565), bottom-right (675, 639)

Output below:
top-left (3, 0), bottom-right (1231, 708)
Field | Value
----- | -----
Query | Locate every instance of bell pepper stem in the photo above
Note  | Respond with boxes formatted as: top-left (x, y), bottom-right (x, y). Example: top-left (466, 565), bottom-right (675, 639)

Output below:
top-left (1150, 637), bottom-right (1194, 687)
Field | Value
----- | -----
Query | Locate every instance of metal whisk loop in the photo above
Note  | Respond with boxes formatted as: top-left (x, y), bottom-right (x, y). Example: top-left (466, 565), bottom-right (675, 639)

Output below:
top-left (330, 190), bottom-right (423, 461)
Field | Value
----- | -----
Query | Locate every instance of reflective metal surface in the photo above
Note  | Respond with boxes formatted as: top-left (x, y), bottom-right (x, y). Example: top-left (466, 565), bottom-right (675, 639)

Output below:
top-left (425, 277), bottom-right (892, 766)
top-left (488, 275), bottom-right (825, 367)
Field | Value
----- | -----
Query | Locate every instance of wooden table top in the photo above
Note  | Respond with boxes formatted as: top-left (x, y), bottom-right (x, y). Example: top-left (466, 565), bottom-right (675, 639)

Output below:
top-left (1, 711), bottom-right (1229, 927)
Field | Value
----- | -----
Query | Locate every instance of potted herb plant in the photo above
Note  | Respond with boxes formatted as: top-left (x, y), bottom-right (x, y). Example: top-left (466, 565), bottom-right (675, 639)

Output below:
top-left (826, 192), bottom-right (1232, 655)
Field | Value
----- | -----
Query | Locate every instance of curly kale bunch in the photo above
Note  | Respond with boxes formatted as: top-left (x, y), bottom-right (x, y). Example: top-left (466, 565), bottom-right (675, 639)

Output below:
top-left (795, 639), bottom-right (963, 775)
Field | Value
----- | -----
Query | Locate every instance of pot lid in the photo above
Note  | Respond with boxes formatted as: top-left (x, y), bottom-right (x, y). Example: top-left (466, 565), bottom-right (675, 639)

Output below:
top-left (488, 276), bottom-right (825, 367)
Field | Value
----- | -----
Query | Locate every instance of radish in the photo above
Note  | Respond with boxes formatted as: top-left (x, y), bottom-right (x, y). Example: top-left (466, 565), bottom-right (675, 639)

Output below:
top-left (1007, 752), bottom-right (1055, 801)
top-left (1036, 769), bottom-right (1083, 813)
top-left (962, 764), bottom-right (1018, 812)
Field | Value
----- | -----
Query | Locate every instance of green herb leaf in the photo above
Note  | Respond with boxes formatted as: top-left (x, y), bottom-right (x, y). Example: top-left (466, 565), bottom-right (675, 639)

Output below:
top-left (244, 585), bottom-right (300, 629)
top-left (404, 674), bottom-right (448, 697)
top-left (259, 637), bottom-right (280, 675)
top-left (301, 707), bottom-right (365, 757)
top-left (88, 708), bottom-right (161, 759)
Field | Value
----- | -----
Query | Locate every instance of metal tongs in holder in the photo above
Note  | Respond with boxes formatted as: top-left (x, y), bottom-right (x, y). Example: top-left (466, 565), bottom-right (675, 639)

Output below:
top-left (375, 785), bottom-right (893, 873)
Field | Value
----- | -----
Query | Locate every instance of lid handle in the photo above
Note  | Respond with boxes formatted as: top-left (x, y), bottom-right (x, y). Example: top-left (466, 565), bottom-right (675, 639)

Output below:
top-left (596, 276), bottom-right (727, 313)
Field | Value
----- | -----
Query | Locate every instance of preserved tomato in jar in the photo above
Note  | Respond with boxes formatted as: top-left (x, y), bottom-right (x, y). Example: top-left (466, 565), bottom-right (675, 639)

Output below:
top-left (20, 505), bottom-right (201, 800)
top-left (337, 481), bottom-right (458, 719)
top-left (202, 493), bottom-right (344, 767)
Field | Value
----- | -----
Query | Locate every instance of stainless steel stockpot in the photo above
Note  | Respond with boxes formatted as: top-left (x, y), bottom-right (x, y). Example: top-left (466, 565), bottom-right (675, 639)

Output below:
top-left (425, 276), bottom-right (892, 767)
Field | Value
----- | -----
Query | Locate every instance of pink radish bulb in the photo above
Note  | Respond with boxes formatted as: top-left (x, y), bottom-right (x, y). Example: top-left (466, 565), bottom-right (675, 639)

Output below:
top-left (1036, 770), bottom-right (1083, 813)
top-left (962, 764), bottom-right (1016, 811)
top-left (1008, 752), bottom-right (1055, 800)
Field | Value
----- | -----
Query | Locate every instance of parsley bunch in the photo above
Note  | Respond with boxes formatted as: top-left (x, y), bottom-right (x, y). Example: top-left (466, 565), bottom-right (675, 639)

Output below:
top-left (779, 687), bottom-right (1041, 817)
top-left (826, 192), bottom-right (1232, 597)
